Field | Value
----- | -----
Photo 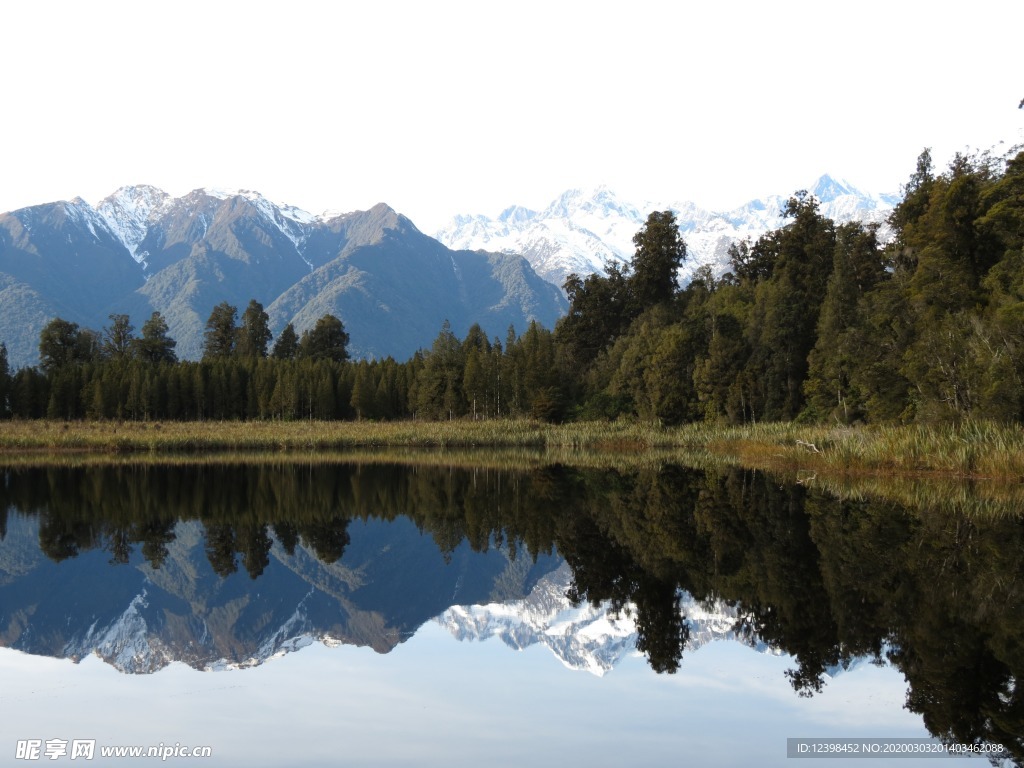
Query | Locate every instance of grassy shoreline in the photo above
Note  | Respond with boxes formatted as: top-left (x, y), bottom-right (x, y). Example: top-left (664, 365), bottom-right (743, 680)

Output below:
top-left (2, 419), bottom-right (1024, 479)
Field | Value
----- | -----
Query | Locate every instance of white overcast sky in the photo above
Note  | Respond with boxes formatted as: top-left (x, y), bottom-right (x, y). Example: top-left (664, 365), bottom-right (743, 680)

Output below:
top-left (2, 0), bottom-right (1021, 231)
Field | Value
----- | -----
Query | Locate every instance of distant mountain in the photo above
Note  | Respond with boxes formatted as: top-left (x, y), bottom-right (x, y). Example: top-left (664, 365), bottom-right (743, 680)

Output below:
top-left (0, 198), bottom-right (145, 367)
top-left (435, 177), bottom-right (900, 289)
top-left (0, 188), bottom-right (567, 368)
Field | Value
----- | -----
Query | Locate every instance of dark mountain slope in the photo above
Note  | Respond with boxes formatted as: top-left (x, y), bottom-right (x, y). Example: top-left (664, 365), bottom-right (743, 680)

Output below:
top-left (0, 190), bottom-right (567, 368)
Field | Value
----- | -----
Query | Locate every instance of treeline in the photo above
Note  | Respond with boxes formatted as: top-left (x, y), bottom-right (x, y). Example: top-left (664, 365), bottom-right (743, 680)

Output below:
top-left (1, 146), bottom-right (1023, 425)
top-left (0, 293), bottom-right (564, 421)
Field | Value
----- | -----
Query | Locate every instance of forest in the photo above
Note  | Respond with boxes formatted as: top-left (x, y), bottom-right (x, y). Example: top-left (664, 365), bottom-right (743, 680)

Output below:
top-left (1, 147), bottom-right (1022, 426)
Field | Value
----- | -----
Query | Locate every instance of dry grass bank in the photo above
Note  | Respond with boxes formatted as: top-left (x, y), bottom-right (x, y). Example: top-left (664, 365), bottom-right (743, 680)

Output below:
top-left (2, 419), bottom-right (1024, 480)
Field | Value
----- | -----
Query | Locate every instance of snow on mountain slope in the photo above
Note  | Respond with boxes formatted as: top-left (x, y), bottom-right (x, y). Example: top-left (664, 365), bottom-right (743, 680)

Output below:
top-left (437, 186), bottom-right (640, 288)
top-left (203, 187), bottom-right (318, 255)
top-left (97, 185), bottom-right (174, 262)
top-left (436, 177), bottom-right (898, 290)
top-left (96, 186), bottom-right (324, 267)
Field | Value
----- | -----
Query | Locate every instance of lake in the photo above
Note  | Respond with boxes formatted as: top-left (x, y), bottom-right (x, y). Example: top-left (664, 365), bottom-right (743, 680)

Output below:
top-left (0, 459), bottom-right (1018, 766)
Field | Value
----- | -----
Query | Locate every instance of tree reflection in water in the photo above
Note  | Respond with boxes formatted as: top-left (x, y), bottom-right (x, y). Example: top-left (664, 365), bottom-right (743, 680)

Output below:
top-left (0, 459), bottom-right (1021, 759)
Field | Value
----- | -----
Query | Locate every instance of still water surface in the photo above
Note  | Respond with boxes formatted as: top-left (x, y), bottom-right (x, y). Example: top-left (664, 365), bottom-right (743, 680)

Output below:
top-left (0, 460), bottom-right (1017, 766)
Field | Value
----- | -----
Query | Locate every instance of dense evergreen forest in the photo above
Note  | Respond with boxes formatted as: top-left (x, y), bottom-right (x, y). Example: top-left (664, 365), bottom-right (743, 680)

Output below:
top-left (1, 147), bottom-right (1022, 425)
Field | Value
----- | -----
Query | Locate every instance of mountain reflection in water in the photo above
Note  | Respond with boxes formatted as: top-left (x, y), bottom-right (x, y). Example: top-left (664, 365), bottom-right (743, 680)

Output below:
top-left (0, 459), bottom-right (1020, 764)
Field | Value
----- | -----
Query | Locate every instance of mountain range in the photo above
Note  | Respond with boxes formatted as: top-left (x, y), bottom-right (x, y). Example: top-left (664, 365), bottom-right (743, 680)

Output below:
top-left (435, 176), bottom-right (899, 288)
top-left (0, 177), bottom-right (898, 370)
top-left (0, 187), bottom-right (567, 368)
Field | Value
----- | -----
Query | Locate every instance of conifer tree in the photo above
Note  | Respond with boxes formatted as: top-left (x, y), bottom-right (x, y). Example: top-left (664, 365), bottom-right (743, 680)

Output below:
top-left (351, 362), bottom-right (375, 420)
top-left (135, 312), bottom-right (178, 364)
top-left (203, 302), bottom-right (238, 360)
top-left (519, 321), bottom-right (564, 422)
top-left (237, 299), bottom-right (272, 359)
top-left (804, 223), bottom-right (884, 422)
top-left (743, 193), bottom-right (835, 420)
top-left (417, 321), bottom-right (464, 419)
top-left (298, 315), bottom-right (349, 363)
top-left (463, 347), bottom-right (487, 419)
top-left (272, 323), bottom-right (299, 360)
top-left (557, 262), bottom-right (631, 369)
top-left (629, 210), bottom-right (687, 309)
top-left (102, 314), bottom-right (136, 363)
top-left (0, 342), bottom-right (10, 418)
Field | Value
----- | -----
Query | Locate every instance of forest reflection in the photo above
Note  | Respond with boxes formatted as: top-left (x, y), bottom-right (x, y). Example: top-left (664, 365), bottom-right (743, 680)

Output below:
top-left (0, 459), bottom-right (1021, 759)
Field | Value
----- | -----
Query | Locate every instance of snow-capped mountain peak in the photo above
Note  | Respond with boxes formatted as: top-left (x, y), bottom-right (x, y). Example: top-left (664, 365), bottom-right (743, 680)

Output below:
top-left (436, 178), bottom-right (898, 289)
top-left (97, 185), bottom-right (174, 261)
top-left (811, 174), bottom-right (859, 201)
top-left (542, 184), bottom-right (640, 221)
top-left (94, 185), bottom-right (323, 263)
top-left (436, 185), bottom-right (648, 287)
top-left (497, 205), bottom-right (537, 225)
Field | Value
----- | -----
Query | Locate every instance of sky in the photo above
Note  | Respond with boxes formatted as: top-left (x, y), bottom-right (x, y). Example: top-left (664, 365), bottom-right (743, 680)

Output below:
top-left (2, 0), bottom-right (1021, 233)
top-left (1, 627), bottom-right (949, 768)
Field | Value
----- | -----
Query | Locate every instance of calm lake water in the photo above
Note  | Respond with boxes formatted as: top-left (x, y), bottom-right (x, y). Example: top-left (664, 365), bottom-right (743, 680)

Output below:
top-left (0, 459), bottom-right (1018, 766)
